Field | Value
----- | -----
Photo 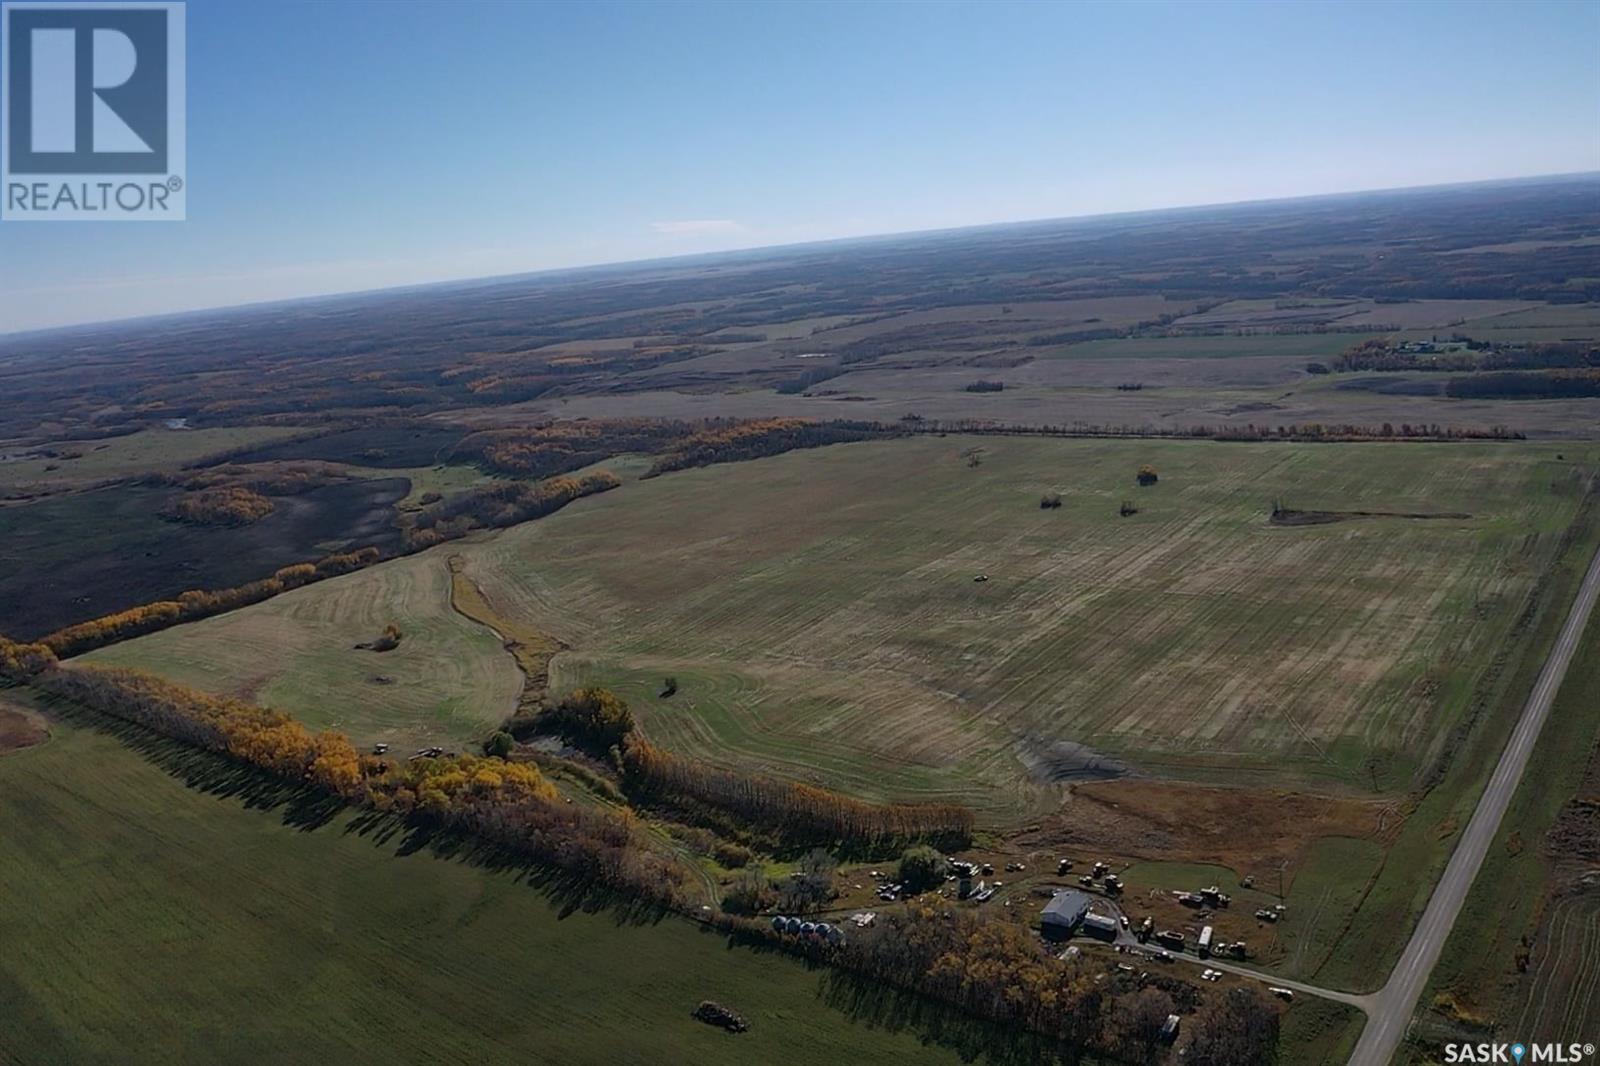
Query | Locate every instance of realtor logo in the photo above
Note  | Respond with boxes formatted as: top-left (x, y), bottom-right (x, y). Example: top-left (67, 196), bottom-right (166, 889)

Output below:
top-left (2, 1), bottom-right (185, 220)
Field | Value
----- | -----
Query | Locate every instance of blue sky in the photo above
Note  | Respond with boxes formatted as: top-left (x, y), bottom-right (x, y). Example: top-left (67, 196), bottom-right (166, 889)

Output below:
top-left (2, 0), bottom-right (1597, 333)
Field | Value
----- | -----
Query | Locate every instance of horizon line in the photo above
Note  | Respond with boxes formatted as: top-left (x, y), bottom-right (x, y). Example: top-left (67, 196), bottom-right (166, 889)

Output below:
top-left (4, 168), bottom-right (1597, 344)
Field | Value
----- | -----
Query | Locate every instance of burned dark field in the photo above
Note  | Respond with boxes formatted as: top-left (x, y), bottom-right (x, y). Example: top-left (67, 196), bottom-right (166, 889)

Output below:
top-left (0, 477), bottom-right (408, 640)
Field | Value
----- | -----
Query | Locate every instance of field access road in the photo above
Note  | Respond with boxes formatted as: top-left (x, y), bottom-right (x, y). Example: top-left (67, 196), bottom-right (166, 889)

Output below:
top-left (1062, 541), bottom-right (1600, 1061)
top-left (1349, 540), bottom-right (1600, 1065)
top-left (1117, 938), bottom-right (1375, 1011)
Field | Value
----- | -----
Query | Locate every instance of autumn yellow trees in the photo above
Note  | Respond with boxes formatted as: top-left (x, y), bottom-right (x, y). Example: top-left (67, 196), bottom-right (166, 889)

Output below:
top-left (160, 486), bottom-right (277, 526)
top-left (0, 637), bottom-right (56, 681)
top-left (403, 471), bottom-right (621, 548)
top-left (28, 663), bottom-right (691, 905)
top-left (642, 419), bottom-right (888, 478)
top-left (38, 549), bottom-right (382, 657)
top-left (621, 734), bottom-right (973, 850)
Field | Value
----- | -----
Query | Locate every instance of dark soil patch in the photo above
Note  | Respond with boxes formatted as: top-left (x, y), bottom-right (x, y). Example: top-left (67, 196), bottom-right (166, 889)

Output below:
top-left (1331, 375), bottom-right (1447, 396)
top-left (1270, 508), bottom-right (1472, 526)
top-left (1014, 735), bottom-right (1129, 783)
top-left (0, 478), bottom-right (408, 640)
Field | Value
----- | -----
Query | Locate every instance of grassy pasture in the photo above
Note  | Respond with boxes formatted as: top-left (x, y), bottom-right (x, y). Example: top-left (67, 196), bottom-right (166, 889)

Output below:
top-left (85, 437), bottom-right (1595, 823)
top-left (85, 551), bottom-right (521, 752)
top-left (454, 437), bottom-right (1592, 818)
top-left (0, 694), bottom-right (998, 1066)
top-left (0, 424), bottom-right (307, 492)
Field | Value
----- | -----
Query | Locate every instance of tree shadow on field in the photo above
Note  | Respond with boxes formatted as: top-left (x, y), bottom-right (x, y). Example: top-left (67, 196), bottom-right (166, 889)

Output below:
top-left (342, 808), bottom-right (676, 929)
top-left (699, 923), bottom-right (1082, 1066)
top-left (815, 969), bottom-right (1086, 1066)
top-left (36, 694), bottom-right (344, 829)
top-left (33, 692), bottom-right (675, 929)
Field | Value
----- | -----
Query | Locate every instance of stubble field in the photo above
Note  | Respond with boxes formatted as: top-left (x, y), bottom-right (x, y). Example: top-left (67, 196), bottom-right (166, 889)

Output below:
top-left (85, 436), bottom-right (1595, 820)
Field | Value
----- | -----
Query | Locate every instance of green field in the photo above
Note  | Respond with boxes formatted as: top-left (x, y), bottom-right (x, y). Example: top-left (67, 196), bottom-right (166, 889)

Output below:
top-left (86, 551), bottom-right (521, 752)
top-left (94, 436), bottom-right (1598, 821)
top-left (0, 692), bottom-right (1003, 1066)
top-left (0, 425), bottom-right (307, 492)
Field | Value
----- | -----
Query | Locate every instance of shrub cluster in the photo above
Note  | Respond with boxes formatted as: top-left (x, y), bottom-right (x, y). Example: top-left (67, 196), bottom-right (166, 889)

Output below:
top-left (538, 687), bottom-right (635, 752)
top-left (404, 472), bottom-right (621, 547)
top-left (0, 637), bottom-right (57, 681)
top-left (160, 486), bottom-right (277, 527)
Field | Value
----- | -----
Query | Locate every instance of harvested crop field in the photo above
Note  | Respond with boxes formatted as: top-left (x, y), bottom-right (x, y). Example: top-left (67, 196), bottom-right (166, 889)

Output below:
top-left (450, 436), bottom-right (1594, 816)
top-left (87, 436), bottom-right (1597, 819)
top-left (84, 551), bottom-right (522, 752)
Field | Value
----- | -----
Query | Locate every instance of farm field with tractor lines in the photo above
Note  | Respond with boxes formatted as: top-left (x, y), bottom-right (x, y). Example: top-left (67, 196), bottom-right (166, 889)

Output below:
top-left (84, 550), bottom-right (522, 753)
top-left (91, 434), bottom-right (1598, 823)
top-left (467, 436), bottom-right (1596, 812)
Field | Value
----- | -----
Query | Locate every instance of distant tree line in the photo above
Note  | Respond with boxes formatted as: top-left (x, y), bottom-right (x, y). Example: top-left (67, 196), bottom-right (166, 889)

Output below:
top-left (1335, 338), bottom-right (1600, 374)
top-left (641, 419), bottom-right (900, 478)
top-left (457, 420), bottom-right (701, 479)
top-left (886, 416), bottom-right (1525, 443)
top-left (153, 461), bottom-right (353, 495)
top-left (964, 379), bottom-right (1005, 393)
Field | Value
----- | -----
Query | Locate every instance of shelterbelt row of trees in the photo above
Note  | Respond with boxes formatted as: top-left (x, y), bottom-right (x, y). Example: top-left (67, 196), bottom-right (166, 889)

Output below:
top-left (534, 688), bottom-right (973, 850)
top-left (0, 651), bottom-right (692, 906)
top-left (620, 736), bottom-right (974, 850)
top-left (1335, 337), bottom-right (1600, 373)
top-left (38, 549), bottom-right (381, 657)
